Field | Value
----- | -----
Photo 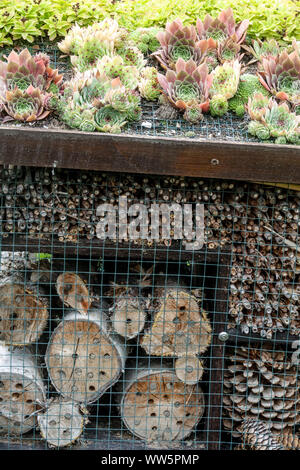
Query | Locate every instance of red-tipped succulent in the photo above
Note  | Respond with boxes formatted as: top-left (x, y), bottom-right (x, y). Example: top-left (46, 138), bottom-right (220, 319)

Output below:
top-left (257, 50), bottom-right (300, 109)
top-left (0, 49), bottom-right (63, 96)
top-left (0, 48), bottom-right (63, 123)
top-left (196, 8), bottom-right (249, 45)
top-left (152, 19), bottom-right (209, 70)
top-left (157, 58), bottom-right (213, 122)
top-left (2, 85), bottom-right (51, 123)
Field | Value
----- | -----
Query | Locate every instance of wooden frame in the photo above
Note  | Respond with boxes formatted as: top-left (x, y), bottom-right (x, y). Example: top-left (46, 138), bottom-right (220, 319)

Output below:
top-left (0, 127), bottom-right (299, 183)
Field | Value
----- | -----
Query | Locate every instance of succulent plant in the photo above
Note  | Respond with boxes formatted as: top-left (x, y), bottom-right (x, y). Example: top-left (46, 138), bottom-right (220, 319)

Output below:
top-left (0, 49), bottom-right (63, 96)
top-left (97, 56), bottom-right (140, 90)
top-left (247, 120), bottom-right (270, 140)
top-left (127, 27), bottom-right (162, 54)
top-left (196, 8), bottom-right (249, 45)
top-left (71, 38), bottom-right (112, 72)
top-left (58, 19), bottom-right (121, 56)
top-left (257, 50), bottom-right (300, 109)
top-left (157, 58), bottom-right (213, 122)
top-left (138, 67), bottom-right (161, 101)
top-left (152, 19), bottom-right (209, 70)
top-left (242, 39), bottom-right (281, 65)
top-left (217, 36), bottom-right (243, 64)
top-left (209, 94), bottom-right (229, 116)
top-left (116, 44), bottom-right (146, 71)
top-left (104, 80), bottom-right (141, 117)
top-left (247, 92), bottom-right (271, 120)
top-left (2, 85), bottom-right (50, 122)
top-left (275, 136), bottom-right (287, 144)
top-left (208, 60), bottom-right (241, 116)
top-left (228, 74), bottom-right (270, 116)
top-left (210, 60), bottom-right (241, 100)
top-left (94, 106), bottom-right (127, 133)
top-left (263, 101), bottom-right (300, 140)
top-left (247, 98), bottom-right (300, 144)
top-left (183, 105), bottom-right (204, 123)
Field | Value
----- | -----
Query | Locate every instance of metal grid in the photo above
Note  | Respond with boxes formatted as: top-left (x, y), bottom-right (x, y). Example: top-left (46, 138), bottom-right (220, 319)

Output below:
top-left (0, 44), bottom-right (255, 143)
top-left (0, 166), bottom-right (299, 450)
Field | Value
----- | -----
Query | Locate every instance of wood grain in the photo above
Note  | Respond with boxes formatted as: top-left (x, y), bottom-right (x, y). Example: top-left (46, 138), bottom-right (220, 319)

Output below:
top-left (0, 127), bottom-right (299, 183)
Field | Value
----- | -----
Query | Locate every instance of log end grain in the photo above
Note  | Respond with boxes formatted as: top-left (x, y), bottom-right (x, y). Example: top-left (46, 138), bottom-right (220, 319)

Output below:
top-left (56, 272), bottom-right (91, 315)
top-left (0, 282), bottom-right (48, 345)
top-left (175, 356), bottom-right (204, 385)
top-left (47, 318), bottom-right (124, 403)
top-left (111, 296), bottom-right (146, 340)
top-left (38, 400), bottom-right (84, 447)
top-left (121, 370), bottom-right (205, 442)
top-left (141, 289), bottom-right (211, 357)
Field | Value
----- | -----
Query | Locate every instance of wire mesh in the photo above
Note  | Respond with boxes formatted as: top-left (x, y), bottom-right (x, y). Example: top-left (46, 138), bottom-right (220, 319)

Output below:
top-left (0, 166), bottom-right (299, 450)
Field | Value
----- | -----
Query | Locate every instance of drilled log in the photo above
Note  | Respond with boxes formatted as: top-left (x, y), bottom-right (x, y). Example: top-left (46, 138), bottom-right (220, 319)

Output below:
top-left (0, 343), bottom-right (46, 435)
top-left (108, 287), bottom-right (147, 340)
top-left (56, 272), bottom-right (92, 315)
top-left (141, 282), bottom-right (211, 357)
top-left (0, 277), bottom-right (48, 345)
top-left (174, 356), bottom-right (204, 385)
top-left (38, 398), bottom-right (86, 447)
top-left (116, 360), bottom-right (205, 443)
top-left (46, 309), bottom-right (127, 404)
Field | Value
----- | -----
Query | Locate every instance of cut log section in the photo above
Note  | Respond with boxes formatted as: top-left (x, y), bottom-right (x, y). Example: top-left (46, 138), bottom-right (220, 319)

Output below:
top-left (56, 272), bottom-right (91, 315)
top-left (141, 284), bottom-right (211, 357)
top-left (175, 356), bottom-right (204, 385)
top-left (46, 309), bottom-right (127, 403)
top-left (0, 278), bottom-right (48, 345)
top-left (108, 286), bottom-right (147, 340)
top-left (117, 361), bottom-right (205, 442)
top-left (38, 398), bottom-right (86, 447)
top-left (0, 343), bottom-right (46, 435)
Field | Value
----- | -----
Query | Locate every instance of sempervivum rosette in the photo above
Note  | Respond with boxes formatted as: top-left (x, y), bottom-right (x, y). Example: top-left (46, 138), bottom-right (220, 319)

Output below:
top-left (242, 39), bottom-right (281, 65)
top-left (157, 58), bottom-right (213, 123)
top-left (196, 8), bottom-right (249, 45)
top-left (2, 85), bottom-right (51, 122)
top-left (0, 49), bottom-right (63, 94)
top-left (247, 94), bottom-right (300, 144)
top-left (152, 19), bottom-right (209, 70)
top-left (258, 50), bottom-right (300, 111)
top-left (209, 59), bottom-right (241, 116)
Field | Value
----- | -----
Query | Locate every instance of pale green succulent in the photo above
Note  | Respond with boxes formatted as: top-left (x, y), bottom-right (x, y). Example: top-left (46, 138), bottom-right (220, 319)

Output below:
top-left (247, 99), bottom-right (300, 144)
top-left (263, 102), bottom-right (300, 140)
top-left (116, 44), bottom-right (146, 71)
top-left (247, 92), bottom-right (271, 121)
top-left (210, 94), bottom-right (229, 116)
top-left (127, 27), bottom-right (161, 54)
top-left (71, 38), bottom-right (112, 72)
top-left (94, 106), bottom-right (127, 133)
top-left (97, 56), bottom-right (140, 90)
top-left (138, 67), bottom-right (161, 101)
top-left (210, 60), bottom-right (241, 100)
top-left (228, 74), bottom-right (270, 116)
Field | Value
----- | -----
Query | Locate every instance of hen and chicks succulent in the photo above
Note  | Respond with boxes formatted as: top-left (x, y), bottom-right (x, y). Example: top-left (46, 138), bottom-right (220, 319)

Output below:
top-left (247, 94), bottom-right (300, 144)
top-left (0, 48), bottom-right (63, 122)
top-left (0, 8), bottom-right (299, 144)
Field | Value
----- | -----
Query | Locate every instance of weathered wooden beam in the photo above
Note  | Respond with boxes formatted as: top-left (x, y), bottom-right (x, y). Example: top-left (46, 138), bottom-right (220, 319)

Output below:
top-left (0, 127), bottom-right (299, 183)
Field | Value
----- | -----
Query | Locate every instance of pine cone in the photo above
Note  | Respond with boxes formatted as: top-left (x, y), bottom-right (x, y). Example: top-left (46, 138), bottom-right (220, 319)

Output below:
top-left (273, 428), bottom-right (300, 450)
top-left (223, 345), bottom-right (300, 436)
top-left (237, 419), bottom-right (285, 450)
